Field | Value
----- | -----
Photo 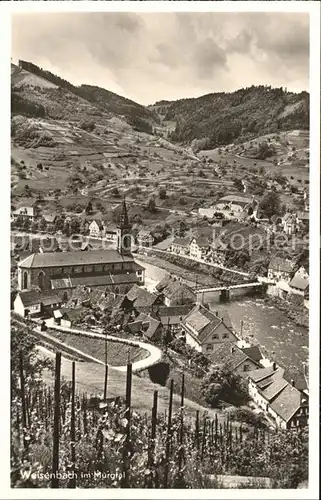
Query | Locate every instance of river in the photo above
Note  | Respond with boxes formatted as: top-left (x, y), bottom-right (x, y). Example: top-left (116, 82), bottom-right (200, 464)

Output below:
top-left (136, 258), bottom-right (308, 388)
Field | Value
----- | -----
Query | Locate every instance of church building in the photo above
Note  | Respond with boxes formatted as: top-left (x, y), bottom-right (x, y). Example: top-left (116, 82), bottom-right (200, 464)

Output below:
top-left (17, 199), bottom-right (145, 300)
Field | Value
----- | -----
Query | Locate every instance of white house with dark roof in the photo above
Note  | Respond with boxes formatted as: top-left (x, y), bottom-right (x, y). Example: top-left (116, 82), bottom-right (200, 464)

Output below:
top-left (169, 237), bottom-right (191, 256)
top-left (89, 219), bottom-right (105, 238)
top-left (267, 256), bottom-right (295, 283)
top-left (181, 304), bottom-right (238, 354)
top-left (14, 290), bottom-right (62, 317)
top-left (247, 365), bottom-right (309, 429)
top-left (12, 202), bottom-right (38, 221)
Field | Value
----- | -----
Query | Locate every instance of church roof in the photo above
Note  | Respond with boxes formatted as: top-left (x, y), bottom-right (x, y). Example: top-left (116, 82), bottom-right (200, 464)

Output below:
top-left (18, 249), bottom-right (135, 269)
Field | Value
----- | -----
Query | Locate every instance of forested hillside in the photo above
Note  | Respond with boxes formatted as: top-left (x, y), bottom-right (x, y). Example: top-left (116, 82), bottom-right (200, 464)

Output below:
top-left (12, 61), bottom-right (159, 132)
top-left (151, 86), bottom-right (309, 150)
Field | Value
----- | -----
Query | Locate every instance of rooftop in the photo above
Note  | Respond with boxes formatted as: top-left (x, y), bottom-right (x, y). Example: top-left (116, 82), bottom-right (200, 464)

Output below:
top-left (51, 272), bottom-right (139, 290)
top-left (269, 256), bottom-right (295, 273)
top-left (18, 249), bottom-right (136, 269)
top-left (17, 290), bottom-right (61, 307)
top-left (182, 304), bottom-right (234, 343)
top-left (126, 284), bottom-right (159, 308)
top-left (289, 275), bottom-right (309, 291)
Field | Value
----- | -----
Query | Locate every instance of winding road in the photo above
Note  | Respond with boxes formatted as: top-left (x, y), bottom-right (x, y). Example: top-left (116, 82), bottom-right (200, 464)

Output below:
top-left (44, 318), bottom-right (162, 372)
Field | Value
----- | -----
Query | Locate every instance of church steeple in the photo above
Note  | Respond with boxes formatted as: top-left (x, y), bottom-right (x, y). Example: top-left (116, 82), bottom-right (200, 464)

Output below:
top-left (117, 197), bottom-right (132, 255)
top-left (119, 196), bottom-right (130, 228)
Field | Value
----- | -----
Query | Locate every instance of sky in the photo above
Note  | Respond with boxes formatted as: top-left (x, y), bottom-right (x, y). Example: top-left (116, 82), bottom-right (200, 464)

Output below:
top-left (11, 12), bottom-right (309, 105)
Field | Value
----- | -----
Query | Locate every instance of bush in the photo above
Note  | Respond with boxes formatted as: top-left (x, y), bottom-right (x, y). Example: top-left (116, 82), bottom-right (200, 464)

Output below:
top-left (228, 407), bottom-right (269, 428)
top-left (200, 366), bottom-right (248, 408)
top-left (79, 119), bottom-right (95, 132)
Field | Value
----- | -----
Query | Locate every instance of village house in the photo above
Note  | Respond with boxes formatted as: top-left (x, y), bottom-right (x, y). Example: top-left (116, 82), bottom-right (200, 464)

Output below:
top-left (296, 211), bottom-right (309, 229)
top-left (126, 284), bottom-right (162, 313)
top-left (127, 312), bottom-right (162, 342)
top-left (267, 256), bottom-right (295, 283)
top-left (282, 213), bottom-right (298, 236)
top-left (169, 237), bottom-right (190, 256)
top-left (54, 307), bottom-right (84, 328)
top-left (247, 365), bottom-right (309, 429)
top-left (43, 213), bottom-right (58, 232)
top-left (12, 201), bottom-right (38, 221)
top-left (289, 266), bottom-right (309, 297)
top-left (89, 219), bottom-right (105, 238)
top-left (137, 230), bottom-right (154, 248)
top-left (156, 275), bottom-right (196, 306)
top-left (14, 290), bottom-right (62, 318)
top-left (210, 239), bottom-right (228, 265)
top-left (209, 341), bottom-right (263, 375)
top-left (189, 236), bottom-right (211, 260)
top-left (154, 304), bottom-right (193, 334)
top-left (181, 304), bottom-right (238, 354)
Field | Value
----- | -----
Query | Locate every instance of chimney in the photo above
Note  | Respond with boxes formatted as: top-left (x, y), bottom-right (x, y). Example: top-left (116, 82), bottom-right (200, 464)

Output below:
top-left (231, 346), bottom-right (235, 354)
top-left (291, 379), bottom-right (295, 387)
top-left (215, 311), bottom-right (219, 317)
top-left (272, 361), bottom-right (276, 371)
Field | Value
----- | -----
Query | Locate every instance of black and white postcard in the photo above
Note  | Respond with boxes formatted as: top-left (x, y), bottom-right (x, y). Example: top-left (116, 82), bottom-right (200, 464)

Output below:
top-left (0, 1), bottom-right (319, 498)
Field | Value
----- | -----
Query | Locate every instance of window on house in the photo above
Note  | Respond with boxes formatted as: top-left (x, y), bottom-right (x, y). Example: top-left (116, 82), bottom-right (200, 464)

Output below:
top-left (23, 271), bottom-right (28, 290)
top-left (206, 345), bottom-right (213, 350)
top-left (222, 333), bottom-right (228, 339)
top-left (37, 271), bottom-right (45, 290)
top-left (243, 363), bottom-right (250, 372)
top-left (212, 334), bottom-right (219, 340)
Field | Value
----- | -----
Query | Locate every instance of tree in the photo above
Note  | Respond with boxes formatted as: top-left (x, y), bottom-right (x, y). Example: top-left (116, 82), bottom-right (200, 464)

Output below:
top-left (63, 220), bottom-right (71, 237)
top-left (233, 178), bottom-right (243, 191)
top-left (23, 217), bottom-right (31, 231)
top-left (70, 218), bottom-right (81, 235)
top-left (200, 366), bottom-right (248, 408)
top-left (259, 191), bottom-right (281, 219)
top-left (111, 187), bottom-right (120, 197)
top-left (54, 216), bottom-right (64, 233)
top-left (199, 170), bottom-right (206, 178)
top-left (159, 188), bottom-right (167, 200)
top-left (85, 201), bottom-right (93, 215)
top-left (147, 198), bottom-right (157, 213)
top-left (38, 217), bottom-right (47, 232)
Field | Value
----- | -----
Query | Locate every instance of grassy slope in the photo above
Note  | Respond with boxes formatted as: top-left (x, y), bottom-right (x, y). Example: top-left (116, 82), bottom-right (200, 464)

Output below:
top-left (39, 348), bottom-right (223, 421)
top-left (47, 330), bottom-right (149, 366)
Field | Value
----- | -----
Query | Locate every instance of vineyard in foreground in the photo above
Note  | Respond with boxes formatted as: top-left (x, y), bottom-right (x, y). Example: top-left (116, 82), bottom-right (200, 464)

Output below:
top-left (11, 355), bottom-right (308, 489)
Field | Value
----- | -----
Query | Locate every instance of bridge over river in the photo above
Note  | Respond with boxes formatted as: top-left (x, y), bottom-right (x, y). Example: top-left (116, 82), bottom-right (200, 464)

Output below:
top-left (194, 278), bottom-right (275, 303)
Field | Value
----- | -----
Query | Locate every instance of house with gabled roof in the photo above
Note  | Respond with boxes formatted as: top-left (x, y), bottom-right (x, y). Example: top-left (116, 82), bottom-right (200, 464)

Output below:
top-left (154, 304), bottom-right (194, 334)
top-left (209, 341), bottom-right (262, 375)
top-left (189, 236), bottom-right (211, 260)
top-left (127, 312), bottom-right (162, 341)
top-left (289, 265), bottom-right (309, 297)
top-left (89, 219), bottom-right (105, 238)
top-left (125, 284), bottom-right (162, 313)
top-left (268, 256), bottom-right (295, 283)
top-left (181, 304), bottom-right (238, 355)
top-left (14, 290), bottom-right (62, 318)
top-left (156, 275), bottom-right (195, 306)
top-left (247, 364), bottom-right (309, 429)
top-left (170, 237), bottom-right (191, 256)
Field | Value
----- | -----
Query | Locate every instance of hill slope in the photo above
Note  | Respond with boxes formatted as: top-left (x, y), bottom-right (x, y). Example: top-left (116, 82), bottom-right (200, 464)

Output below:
top-left (12, 61), bottom-right (159, 132)
top-left (150, 86), bottom-right (309, 150)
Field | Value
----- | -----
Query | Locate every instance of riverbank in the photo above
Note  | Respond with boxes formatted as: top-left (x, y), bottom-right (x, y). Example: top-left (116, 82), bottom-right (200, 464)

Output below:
top-left (265, 296), bottom-right (309, 330)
